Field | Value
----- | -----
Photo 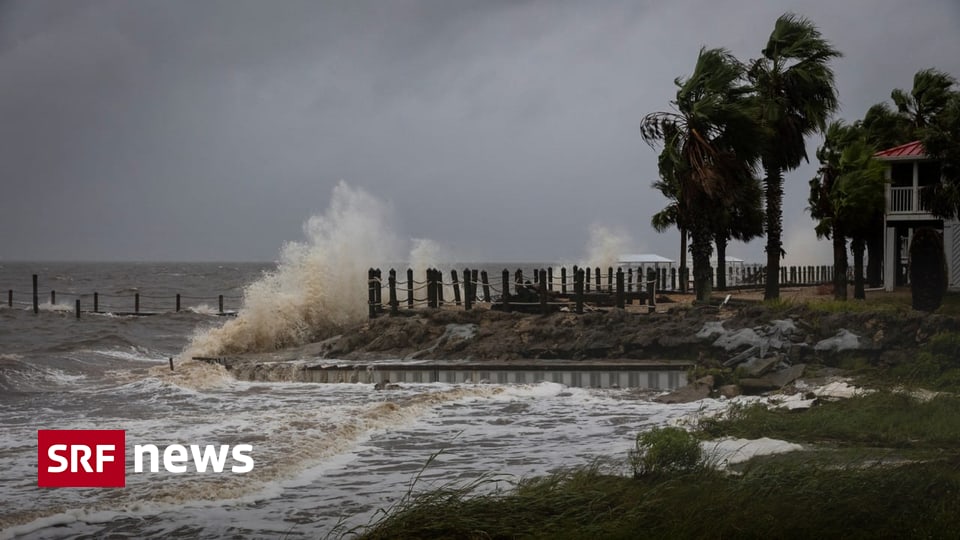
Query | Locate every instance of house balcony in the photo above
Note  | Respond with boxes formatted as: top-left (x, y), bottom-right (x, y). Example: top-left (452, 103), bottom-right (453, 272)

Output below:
top-left (887, 185), bottom-right (934, 217)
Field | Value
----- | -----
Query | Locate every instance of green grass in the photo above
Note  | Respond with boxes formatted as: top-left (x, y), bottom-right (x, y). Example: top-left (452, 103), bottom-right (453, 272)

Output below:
top-left (356, 459), bottom-right (960, 539)
top-left (354, 387), bottom-right (960, 539)
top-left (699, 391), bottom-right (960, 448)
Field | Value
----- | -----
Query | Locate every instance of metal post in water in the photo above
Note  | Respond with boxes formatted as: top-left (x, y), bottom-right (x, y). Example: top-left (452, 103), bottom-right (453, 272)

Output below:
top-left (176, 293), bottom-right (180, 313)
top-left (32, 274), bottom-right (38, 314)
top-left (7, 289), bottom-right (11, 307)
top-left (94, 292), bottom-right (99, 313)
top-left (50, 290), bottom-right (56, 305)
top-left (135, 293), bottom-right (140, 314)
top-left (218, 295), bottom-right (224, 315)
top-left (75, 299), bottom-right (81, 319)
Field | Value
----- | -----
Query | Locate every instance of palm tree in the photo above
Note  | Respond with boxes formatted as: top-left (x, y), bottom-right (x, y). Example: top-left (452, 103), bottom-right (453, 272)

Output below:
top-left (642, 47), bottom-right (762, 302)
top-left (651, 148), bottom-right (688, 292)
top-left (837, 141), bottom-right (886, 299)
top-left (715, 178), bottom-right (764, 290)
top-left (749, 13), bottom-right (842, 299)
top-left (809, 120), bottom-right (859, 299)
top-left (892, 68), bottom-right (957, 129)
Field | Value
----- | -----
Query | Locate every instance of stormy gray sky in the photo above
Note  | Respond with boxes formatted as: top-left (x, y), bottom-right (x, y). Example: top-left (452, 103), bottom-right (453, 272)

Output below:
top-left (2, 0), bottom-right (959, 263)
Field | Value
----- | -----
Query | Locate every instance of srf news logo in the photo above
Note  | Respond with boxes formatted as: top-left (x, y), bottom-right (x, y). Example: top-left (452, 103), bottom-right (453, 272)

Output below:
top-left (38, 430), bottom-right (254, 488)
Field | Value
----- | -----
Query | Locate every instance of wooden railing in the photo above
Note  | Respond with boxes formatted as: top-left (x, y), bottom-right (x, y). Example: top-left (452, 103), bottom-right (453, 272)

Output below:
top-left (888, 186), bottom-right (933, 214)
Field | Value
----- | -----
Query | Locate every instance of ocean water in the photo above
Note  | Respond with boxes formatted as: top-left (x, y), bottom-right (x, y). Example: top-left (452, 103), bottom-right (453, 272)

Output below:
top-left (0, 184), bottom-right (714, 538)
top-left (0, 261), bottom-right (718, 538)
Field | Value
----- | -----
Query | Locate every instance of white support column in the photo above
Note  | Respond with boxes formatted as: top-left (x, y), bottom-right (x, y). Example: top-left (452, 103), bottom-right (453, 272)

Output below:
top-left (912, 162), bottom-right (919, 213)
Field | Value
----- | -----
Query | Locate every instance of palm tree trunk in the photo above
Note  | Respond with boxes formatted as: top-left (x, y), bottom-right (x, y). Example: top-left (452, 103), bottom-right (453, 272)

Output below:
top-left (690, 224), bottom-right (713, 303)
top-left (715, 233), bottom-right (727, 291)
top-left (679, 227), bottom-right (688, 293)
top-left (832, 226), bottom-right (848, 300)
top-left (764, 161), bottom-right (783, 300)
top-left (866, 223), bottom-right (883, 288)
top-left (852, 237), bottom-right (866, 300)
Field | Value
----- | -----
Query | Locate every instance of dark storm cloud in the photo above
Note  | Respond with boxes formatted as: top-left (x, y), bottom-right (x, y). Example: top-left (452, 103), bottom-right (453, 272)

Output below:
top-left (1, 0), bottom-right (958, 262)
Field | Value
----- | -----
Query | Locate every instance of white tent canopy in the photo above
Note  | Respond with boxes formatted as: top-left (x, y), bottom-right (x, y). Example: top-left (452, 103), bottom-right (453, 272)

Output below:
top-left (711, 255), bottom-right (745, 265)
top-left (618, 254), bottom-right (674, 267)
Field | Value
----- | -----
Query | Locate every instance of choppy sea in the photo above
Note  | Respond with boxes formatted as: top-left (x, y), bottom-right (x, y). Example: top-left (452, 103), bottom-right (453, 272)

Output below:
top-left (0, 262), bottom-right (716, 539)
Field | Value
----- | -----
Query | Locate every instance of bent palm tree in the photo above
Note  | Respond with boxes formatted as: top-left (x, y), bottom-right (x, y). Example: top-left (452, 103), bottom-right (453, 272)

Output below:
top-left (750, 13), bottom-right (841, 299)
top-left (642, 47), bottom-right (761, 302)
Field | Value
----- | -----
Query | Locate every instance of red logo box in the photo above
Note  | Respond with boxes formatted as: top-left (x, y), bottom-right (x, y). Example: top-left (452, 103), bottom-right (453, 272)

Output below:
top-left (38, 430), bottom-right (126, 488)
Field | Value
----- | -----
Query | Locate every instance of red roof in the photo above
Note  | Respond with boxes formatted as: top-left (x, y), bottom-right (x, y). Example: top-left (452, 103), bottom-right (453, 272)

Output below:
top-left (874, 140), bottom-right (926, 159)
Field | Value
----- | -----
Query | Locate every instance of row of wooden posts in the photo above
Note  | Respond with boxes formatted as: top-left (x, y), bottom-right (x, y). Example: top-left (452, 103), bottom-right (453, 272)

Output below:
top-left (367, 263), bottom-right (839, 318)
top-left (8, 275), bottom-right (232, 317)
top-left (368, 266), bottom-right (660, 318)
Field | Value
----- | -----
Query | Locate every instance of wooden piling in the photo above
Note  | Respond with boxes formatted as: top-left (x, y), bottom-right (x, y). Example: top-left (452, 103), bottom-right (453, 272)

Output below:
top-left (514, 269), bottom-right (523, 295)
top-left (407, 268), bottom-right (414, 309)
top-left (480, 271), bottom-right (491, 302)
top-left (7, 289), bottom-right (12, 307)
top-left (374, 269), bottom-right (383, 307)
top-left (616, 268), bottom-right (625, 309)
top-left (465, 268), bottom-right (473, 311)
top-left (451, 270), bottom-right (462, 306)
top-left (218, 295), bottom-right (224, 315)
top-left (606, 267), bottom-right (613, 293)
top-left (75, 299), bottom-right (80, 319)
top-left (471, 269), bottom-right (479, 301)
top-left (646, 268), bottom-right (656, 313)
top-left (595, 267), bottom-right (601, 292)
top-left (388, 269), bottom-right (398, 315)
top-left (175, 293), bottom-right (179, 313)
top-left (585, 267), bottom-right (591, 292)
top-left (501, 269), bottom-right (511, 311)
top-left (32, 274), bottom-right (38, 314)
top-left (538, 269), bottom-right (547, 314)
top-left (435, 269), bottom-right (444, 306)
top-left (547, 267), bottom-right (553, 291)
top-left (169, 357), bottom-right (174, 371)
top-left (561, 267), bottom-right (567, 294)
top-left (51, 290), bottom-right (56, 305)
top-left (427, 269), bottom-right (437, 309)
top-left (575, 269), bottom-right (584, 314)
top-left (670, 268), bottom-right (677, 291)
top-left (368, 268), bottom-right (377, 318)
top-left (627, 267), bottom-right (633, 293)
top-left (135, 293), bottom-right (140, 314)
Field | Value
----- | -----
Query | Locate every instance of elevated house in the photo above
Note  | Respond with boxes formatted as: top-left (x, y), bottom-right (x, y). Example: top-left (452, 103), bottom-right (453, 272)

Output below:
top-left (876, 141), bottom-right (960, 291)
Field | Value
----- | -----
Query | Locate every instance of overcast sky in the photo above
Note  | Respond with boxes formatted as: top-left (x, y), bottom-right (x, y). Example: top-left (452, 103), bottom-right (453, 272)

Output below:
top-left (2, 0), bottom-right (959, 263)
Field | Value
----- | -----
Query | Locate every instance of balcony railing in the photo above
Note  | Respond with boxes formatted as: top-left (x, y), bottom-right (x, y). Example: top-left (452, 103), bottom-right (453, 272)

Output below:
top-left (888, 186), bottom-right (933, 214)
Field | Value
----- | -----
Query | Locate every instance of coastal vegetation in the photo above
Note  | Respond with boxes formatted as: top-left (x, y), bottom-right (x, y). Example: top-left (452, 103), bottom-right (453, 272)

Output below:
top-left (357, 384), bottom-right (960, 539)
top-left (348, 12), bottom-right (960, 537)
top-left (643, 12), bottom-right (960, 306)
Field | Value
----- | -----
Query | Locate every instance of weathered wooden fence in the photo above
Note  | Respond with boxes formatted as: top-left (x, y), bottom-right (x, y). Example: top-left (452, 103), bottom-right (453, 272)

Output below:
top-left (4, 274), bottom-right (240, 317)
top-left (367, 264), bottom-right (837, 318)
